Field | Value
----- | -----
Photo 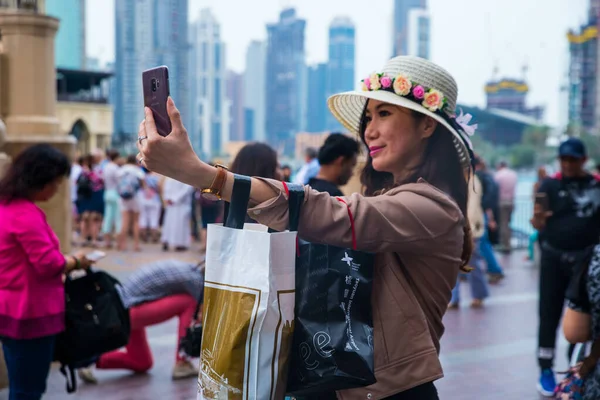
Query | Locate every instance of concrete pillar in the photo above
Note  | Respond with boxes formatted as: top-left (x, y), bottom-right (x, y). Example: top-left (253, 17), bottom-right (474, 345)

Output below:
top-left (0, 11), bottom-right (60, 137)
top-left (0, 9), bottom-right (75, 253)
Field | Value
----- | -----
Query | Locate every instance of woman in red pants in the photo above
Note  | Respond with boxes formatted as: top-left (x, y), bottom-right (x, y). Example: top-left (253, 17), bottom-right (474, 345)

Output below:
top-left (86, 259), bottom-right (204, 381)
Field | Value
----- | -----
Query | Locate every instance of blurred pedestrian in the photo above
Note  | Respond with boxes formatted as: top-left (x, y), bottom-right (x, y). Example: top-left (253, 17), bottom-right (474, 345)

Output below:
top-left (0, 144), bottom-right (93, 400)
top-left (76, 154), bottom-right (104, 247)
top-left (161, 177), bottom-right (194, 251)
top-left (448, 171), bottom-right (489, 309)
top-left (139, 168), bottom-right (162, 243)
top-left (494, 160), bottom-right (517, 253)
top-left (101, 150), bottom-right (122, 248)
top-left (308, 133), bottom-right (359, 196)
top-left (293, 147), bottom-right (319, 185)
top-left (87, 260), bottom-right (203, 381)
top-left (117, 155), bottom-right (145, 251)
top-left (532, 138), bottom-right (600, 396)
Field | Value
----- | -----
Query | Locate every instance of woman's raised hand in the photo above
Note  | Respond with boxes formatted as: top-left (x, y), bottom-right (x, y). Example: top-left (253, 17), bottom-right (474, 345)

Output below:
top-left (137, 97), bottom-right (207, 187)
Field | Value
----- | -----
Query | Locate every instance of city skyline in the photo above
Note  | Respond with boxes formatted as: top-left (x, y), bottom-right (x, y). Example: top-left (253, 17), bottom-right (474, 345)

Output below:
top-left (86, 0), bottom-right (589, 127)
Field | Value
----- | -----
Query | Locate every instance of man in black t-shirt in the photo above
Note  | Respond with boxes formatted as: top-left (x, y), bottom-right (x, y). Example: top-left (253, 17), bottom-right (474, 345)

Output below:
top-left (308, 134), bottom-right (359, 196)
top-left (532, 137), bottom-right (600, 396)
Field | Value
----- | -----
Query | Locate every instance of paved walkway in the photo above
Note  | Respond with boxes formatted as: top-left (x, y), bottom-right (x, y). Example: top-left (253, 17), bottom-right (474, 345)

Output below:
top-left (0, 245), bottom-right (566, 400)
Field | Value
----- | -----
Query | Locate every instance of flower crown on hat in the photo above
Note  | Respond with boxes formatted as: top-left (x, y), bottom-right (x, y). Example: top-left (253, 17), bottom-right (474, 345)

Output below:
top-left (361, 72), bottom-right (477, 168)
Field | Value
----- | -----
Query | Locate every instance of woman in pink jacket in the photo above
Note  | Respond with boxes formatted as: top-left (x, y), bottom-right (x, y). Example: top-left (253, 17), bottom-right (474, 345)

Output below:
top-left (0, 144), bottom-right (93, 400)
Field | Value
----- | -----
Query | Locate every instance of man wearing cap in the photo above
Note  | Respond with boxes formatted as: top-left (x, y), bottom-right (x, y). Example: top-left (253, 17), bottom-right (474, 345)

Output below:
top-left (531, 137), bottom-right (600, 396)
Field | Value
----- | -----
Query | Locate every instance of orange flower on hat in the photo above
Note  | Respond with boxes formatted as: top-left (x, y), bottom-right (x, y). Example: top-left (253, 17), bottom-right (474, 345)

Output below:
top-left (369, 73), bottom-right (382, 91)
top-left (422, 89), bottom-right (444, 112)
top-left (393, 74), bottom-right (412, 96)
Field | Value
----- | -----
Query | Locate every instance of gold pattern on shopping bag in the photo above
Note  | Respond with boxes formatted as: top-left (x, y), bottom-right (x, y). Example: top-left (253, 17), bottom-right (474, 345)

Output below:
top-left (199, 282), bottom-right (261, 400)
top-left (271, 290), bottom-right (296, 400)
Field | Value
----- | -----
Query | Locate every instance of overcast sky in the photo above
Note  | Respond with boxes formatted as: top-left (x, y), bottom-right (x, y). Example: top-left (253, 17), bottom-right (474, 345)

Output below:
top-left (86, 0), bottom-right (589, 126)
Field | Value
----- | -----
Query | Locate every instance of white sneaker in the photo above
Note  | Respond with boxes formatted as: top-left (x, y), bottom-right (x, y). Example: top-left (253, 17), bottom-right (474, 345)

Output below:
top-left (78, 367), bottom-right (98, 384)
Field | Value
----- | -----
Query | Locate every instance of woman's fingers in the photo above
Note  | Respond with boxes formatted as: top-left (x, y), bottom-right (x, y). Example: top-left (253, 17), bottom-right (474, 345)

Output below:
top-left (166, 97), bottom-right (185, 135)
top-left (144, 107), bottom-right (160, 140)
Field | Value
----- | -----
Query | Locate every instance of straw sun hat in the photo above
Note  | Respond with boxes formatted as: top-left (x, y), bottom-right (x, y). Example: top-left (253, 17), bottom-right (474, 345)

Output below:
top-left (327, 56), bottom-right (476, 168)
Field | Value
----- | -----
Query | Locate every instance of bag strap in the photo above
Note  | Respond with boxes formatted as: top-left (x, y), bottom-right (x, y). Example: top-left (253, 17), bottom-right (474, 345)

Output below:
top-left (580, 337), bottom-right (600, 378)
top-left (223, 175), bottom-right (251, 230)
top-left (60, 364), bottom-right (77, 393)
top-left (285, 182), bottom-right (305, 232)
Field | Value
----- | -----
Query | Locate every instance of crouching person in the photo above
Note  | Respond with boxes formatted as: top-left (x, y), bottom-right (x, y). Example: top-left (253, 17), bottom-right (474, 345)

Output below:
top-left (81, 259), bottom-right (204, 382)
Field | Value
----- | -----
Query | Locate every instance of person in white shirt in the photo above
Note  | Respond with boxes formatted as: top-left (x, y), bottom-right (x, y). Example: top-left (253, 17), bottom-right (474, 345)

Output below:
top-left (293, 148), bottom-right (320, 185)
top-left (117, 155), bottom-right (145, 251)
top-left (161, 177), bottom-right (194, 251)
top-left (101, 150), bottom-right (122, 248)
top-left (139, 169), bottom-right (162, 243)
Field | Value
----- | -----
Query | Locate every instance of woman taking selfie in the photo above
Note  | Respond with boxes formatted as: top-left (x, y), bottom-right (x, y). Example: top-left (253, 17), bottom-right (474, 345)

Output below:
top-left (136, 56), bottom-right (476, 399)
top-left (0, 144), bottom-right (93, 400)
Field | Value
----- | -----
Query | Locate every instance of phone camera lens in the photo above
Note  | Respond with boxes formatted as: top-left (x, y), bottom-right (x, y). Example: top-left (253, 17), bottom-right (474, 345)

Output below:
top-left (151, 78), bottom-right (157, 92)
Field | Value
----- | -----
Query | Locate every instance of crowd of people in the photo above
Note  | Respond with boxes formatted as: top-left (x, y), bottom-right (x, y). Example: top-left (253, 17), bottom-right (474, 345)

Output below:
top-left (4, 54), bottom-right (600, 400)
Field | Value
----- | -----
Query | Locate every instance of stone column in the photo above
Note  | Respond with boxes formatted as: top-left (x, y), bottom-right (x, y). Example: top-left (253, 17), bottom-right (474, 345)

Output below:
top-left (0, 120), bottom-right (7, 391)
top-left (0, 9), bottom-right (75, 253)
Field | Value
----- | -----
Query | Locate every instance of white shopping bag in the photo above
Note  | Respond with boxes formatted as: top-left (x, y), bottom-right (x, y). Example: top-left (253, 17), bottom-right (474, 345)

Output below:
top-left (198, 176), bottom-right (298, 400)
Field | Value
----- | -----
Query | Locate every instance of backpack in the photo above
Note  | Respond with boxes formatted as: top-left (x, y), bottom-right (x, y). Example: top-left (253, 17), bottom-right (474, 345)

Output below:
top-left (118, 171), bottom-right (141, 200)
top-left (76, 173), bottom-right (93, 198)
top-left (54, 270), bottom-right (130, 393)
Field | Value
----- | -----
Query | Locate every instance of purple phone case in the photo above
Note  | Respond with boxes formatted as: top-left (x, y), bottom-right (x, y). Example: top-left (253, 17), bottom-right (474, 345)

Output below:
top-left (142, 66), bottom-right (171, 137)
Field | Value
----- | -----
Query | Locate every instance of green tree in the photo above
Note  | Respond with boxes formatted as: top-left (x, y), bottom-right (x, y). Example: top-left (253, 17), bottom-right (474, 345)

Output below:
top-left (510, 144), bottom-right (536, 168)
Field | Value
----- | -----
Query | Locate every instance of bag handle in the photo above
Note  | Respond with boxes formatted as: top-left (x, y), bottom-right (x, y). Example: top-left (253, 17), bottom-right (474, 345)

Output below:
top-left (580, 337), bottom-right (600, 378)
top-left (284, 182), bottom-right (304, 232)
top-left (60, 364), bottom-right (77, 393)
top-left (223, 175), bottom-right (251, 230)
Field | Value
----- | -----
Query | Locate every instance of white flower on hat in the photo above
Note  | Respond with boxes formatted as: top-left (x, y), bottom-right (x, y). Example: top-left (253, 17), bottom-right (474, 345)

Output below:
top-left (369, 73), bottom-right (382, 91)
top-left (393, 74), bottom-right (412, 96)
top-left (422, 89), bottom-right (444, 112)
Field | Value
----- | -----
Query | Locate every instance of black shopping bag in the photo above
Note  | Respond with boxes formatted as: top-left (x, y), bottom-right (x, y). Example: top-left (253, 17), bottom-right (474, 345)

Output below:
top-left (286, 185), bottom-right (376, 396)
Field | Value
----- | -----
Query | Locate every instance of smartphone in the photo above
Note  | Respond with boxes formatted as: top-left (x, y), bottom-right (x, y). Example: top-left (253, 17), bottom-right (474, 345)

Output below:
top-left (142, 66), bottom-right (171, 136)
top-left (86, 250), bottom-right (106, 262)
top-left (535, 192), bottom-right (550, 212)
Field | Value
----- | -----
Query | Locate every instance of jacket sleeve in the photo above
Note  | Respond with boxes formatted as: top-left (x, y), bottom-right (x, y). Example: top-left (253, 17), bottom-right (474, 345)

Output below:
top-left (12, 210), bottom-right (66, 278)
top-left (248, 178), bottom-right (463, 254)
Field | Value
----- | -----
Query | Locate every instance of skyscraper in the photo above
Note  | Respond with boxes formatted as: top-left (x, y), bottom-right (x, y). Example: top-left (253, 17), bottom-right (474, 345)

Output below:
top-left (189, 9), bottom-right (228, 157)
top-left (406, 8), bottom-right (430, 59)
top-left (113, 0), bottom-right (189, 148)
top-left (227, 70), bottom-right (245, 142)
top-left (392, 0), bottom-right (426, 57)
top-left (46, 0), bottom-right (86, 69)
top-left (326, 16), bottom-right (355, 131)
top-left (265, 8), bottom-right (307, 155)
top-left (244, 40), bottom-right (266, 142)
top-left (307, 63), bottom-right (328, 133)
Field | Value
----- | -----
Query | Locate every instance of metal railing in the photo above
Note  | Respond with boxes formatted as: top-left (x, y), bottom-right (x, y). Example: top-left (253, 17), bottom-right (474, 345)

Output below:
top-left (57, 92), bottom-right (108, 104)
top-left (510, 195), bottom-right (534, 250)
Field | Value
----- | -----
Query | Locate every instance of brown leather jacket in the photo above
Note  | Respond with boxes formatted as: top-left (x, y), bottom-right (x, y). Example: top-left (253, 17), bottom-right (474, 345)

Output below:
top-left (249, 178), bottom-right (464, 400)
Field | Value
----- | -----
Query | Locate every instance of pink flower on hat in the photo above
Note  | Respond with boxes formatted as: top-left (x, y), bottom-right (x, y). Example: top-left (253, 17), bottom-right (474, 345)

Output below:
top-left (369, 73), bottom-right (382, 91)
top-left (412, 85), bottom-right (425, 100)
top-left (363, 77), bottom-right (371, 90)
top-left (380, 75), bottom-right (392, 89)
top-left (393, 74), bottom-right (412, 96)
top-left (422, 89), bottom-right (444, 112)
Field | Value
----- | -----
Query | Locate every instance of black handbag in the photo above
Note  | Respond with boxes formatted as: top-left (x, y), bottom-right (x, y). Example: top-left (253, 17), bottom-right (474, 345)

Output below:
top-left (54, 270), bottom-right (130, 393)
top-left (179, 300), bottom-right (203, 358)
top-left (285, 185), bottom-right (376, 396)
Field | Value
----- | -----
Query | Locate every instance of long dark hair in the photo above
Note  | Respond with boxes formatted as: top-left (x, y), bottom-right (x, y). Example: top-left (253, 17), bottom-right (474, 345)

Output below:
top-left (358, 107), bottom-right (473, 269)
top-left (229, 143), bottom-right (278, 179)
top-left (0, 144), bottom-right (71, 203)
